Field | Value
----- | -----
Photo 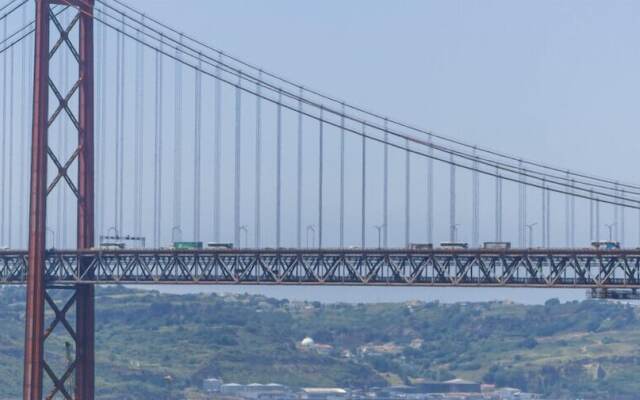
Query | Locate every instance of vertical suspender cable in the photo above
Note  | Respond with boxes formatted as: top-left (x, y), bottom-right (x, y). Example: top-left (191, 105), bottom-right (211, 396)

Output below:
top-left (339, 103), bottom-right (345, 248)
top-left (255, 72), bottom-right (262, 248)
top-left (565, 172), bottom-right (570, 246)
top-left (495, 168), bottom-right (502, 242)
top-left (99, 11), bottom-right (107, 238)
top-left (546, 186), bottom-right (550, 245)
top-left (193, 55), bottom-right (202, 241)
top-left (7, 44), bottom-right (13, 247)
top-left (518, 160), bottom-right (524, 247)
top-left (542, 179), bottom-right (547, 247)
top-left (114, 16), bottom-right (121, 236)
top-left (523, 164), bottom-right (527, 245)
top-left (427, 134), bottom-right (433, 244)
top-left (621, 189), bottom-right (626, 246)
top-left (134, 19), bottom-right (144, 238)
top-left (173, 36), bottom-right (183, 240)
top-left (449, 154), bottom-right (456, 242)
top-left (318, 107), bottom-right (324, 248)
top-left (296, 87), bottom-right (303, 248)
top-left (589, 188), bottom-right (594, 242)
top-left (383, 118), bottom-right (388, 247)
top-left (296, 87), bottom-right (304, 248)
top-left (518, 164), bottom-right (522, 246)
top-left (19, 4), bottom-right (26, 247)
top-left (276, 90), bottom-right (283, 247)
top-left (1, 19), bottom-right (6, 246)
top-left (153, 40), bottom-right (164, 247)
top-left (472, 148), bottom-right (479, 247)
top-left (361, 123), bottom-right (366, 248)
top-left (405, 138), bottom-right (410, 247)
top-left (234, 75), bottom-right (242, 247)
top-left (118, 16), bottom-right (125, 234)
top-left (338, 104), bottom-right (346, 247)
top-left (213, 55), bottom-right (221, 242)
top-left (114, 15), bottom-right (123, 235)
top-left (570, 179), bottom-right (575, 247)
top-left (595, 197), bottom-right (600, 243)
top-left (95, 10), bottom-right (102, 239)
top-left (614, 183), bottom-right (619, 241)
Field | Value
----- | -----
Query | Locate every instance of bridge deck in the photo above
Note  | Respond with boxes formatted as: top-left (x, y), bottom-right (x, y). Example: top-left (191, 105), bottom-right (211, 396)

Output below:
top-left (1, 249), bottom-right (640, 287)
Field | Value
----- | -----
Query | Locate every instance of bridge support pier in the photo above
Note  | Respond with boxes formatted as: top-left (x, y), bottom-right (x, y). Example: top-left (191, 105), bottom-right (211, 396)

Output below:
top-left (23, 1), bottom-right (95, 399)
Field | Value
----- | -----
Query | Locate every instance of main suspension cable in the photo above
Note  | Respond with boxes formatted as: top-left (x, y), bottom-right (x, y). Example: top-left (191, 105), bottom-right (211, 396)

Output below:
top-left (99, 0), bottom-right (640, 192)
top-left (74, 8), bottom-right (640, 208)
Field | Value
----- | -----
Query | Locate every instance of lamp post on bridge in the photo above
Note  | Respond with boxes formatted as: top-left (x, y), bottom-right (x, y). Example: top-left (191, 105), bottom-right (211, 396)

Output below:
top-left (239, 225), bottom-right (249, 248)
top-left (106, 226), bottom-right (120, 239)
top-left (605, 223), bottom-right (616, 242)
top-left (373, 225), bottom-right (385, 249)
top-left (306, 225), bottom-right (316, 248)
top-left (450, 224), bottom-right (461, 242)
top-left (526, 222), bottom-right (537, 248)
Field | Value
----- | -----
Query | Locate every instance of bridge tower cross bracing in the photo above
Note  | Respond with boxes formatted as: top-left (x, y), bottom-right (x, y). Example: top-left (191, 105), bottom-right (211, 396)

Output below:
top-left (23, 0), bottom-right (95, 399)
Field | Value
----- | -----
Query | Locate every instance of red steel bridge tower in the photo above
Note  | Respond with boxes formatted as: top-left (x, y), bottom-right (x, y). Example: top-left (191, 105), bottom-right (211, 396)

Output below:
top-left (23, 0), bottom-right (95, 399)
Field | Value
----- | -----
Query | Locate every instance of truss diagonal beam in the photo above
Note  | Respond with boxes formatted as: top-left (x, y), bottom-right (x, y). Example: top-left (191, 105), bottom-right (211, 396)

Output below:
top-left (7, 249), bottom-right (640, 287)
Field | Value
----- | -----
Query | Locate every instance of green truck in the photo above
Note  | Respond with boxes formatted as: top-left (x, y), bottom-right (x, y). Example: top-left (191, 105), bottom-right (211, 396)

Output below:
top-left (173, 241), bottom-right (203, 250)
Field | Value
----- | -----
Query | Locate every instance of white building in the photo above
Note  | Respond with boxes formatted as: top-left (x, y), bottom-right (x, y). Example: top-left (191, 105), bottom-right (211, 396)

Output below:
top-left (301, 388), bottom-right (349, 400)
top-left (203, 378), bottom-right (222, 393)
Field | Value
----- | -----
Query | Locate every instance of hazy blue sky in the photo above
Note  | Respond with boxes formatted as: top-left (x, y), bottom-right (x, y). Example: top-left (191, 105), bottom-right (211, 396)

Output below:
top-left (116, 1), bottom-right (640, 304)
top-left (127, 0), bottom-right (640, 182)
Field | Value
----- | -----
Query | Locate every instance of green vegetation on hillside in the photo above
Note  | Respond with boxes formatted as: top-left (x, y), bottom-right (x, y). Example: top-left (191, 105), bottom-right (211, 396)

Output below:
top-left (1, 286), bottom-right (640, 399)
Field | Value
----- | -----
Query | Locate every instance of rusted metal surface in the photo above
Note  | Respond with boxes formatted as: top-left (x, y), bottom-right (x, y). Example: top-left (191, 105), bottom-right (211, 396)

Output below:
top-left (23, 1), bottom-right (51, 399)
top-left (75, 0), bottom-right (95, 398)
top-left (24, 0), bottom-right (96, 398)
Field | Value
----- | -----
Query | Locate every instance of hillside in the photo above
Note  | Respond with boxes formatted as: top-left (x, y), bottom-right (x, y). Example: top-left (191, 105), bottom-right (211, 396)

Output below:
top-left (1, 286), bottom-right (640, 399)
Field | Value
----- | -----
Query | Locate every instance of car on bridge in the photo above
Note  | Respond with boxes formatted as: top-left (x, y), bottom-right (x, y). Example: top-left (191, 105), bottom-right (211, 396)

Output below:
top-left (591, 241), bottom-right (620, 250)
top-left (483, 241), bottom-right (511, 250)
top-left (408, 243), bottom-right (433, 250)
top-left (207, 242), bottom-right (234, 249)
top-left (439, 242), bottom-right (469, 249)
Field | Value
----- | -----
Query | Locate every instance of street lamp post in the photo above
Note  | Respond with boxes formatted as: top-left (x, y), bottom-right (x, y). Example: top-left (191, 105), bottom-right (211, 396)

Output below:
top-left (306, 225), bottom-right (316, 248)
top-left (373, 225), bottom-right (385, 249)
top-left (239, 225), bottom-right (249, 248)
top-left (106, 226), bottom-right (119, 238)
top-left (605, 223), bottom-right (616, 242)
top-left (526, 222), bottom-right (538, 248)
top-left (450, 224), bottom-right (461, 242)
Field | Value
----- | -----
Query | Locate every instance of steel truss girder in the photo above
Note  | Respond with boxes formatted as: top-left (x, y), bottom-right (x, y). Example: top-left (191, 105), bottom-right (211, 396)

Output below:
top-left (5, 250), bottom-right (640, 287)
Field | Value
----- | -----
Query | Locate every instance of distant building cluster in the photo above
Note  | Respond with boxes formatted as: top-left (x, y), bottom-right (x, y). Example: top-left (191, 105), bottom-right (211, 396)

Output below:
top-left (200, 378), bottom-right (543, 400)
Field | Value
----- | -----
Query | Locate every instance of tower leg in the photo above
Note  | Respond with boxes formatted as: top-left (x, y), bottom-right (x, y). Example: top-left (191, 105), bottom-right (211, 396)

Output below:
top-left (23, 1), bottom-right (95, 399)
top-left (76, 1), bottom-right (95, 398)
top-left (23, 1), bottom-right (51, 399)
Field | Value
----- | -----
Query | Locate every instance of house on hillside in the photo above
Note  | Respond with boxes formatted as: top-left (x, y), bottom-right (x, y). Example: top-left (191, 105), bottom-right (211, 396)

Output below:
top-left (203, 378), bottom-right (223, 393)
top-left (443, 379), bottom-right (481, 393)
top-left (298, 336), bottom-right (334, 355)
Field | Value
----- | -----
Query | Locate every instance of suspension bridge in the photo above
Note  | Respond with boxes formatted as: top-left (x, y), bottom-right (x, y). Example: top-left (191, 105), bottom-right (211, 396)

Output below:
top-left (0, 0), bottom-right (639, 399)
